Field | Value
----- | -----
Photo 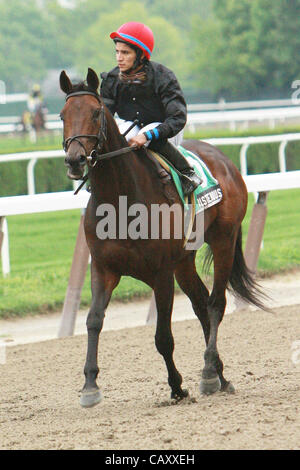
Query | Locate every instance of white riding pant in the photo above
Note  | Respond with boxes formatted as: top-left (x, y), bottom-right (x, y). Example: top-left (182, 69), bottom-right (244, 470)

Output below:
top-left (117, 119), bottom-right (184, 147)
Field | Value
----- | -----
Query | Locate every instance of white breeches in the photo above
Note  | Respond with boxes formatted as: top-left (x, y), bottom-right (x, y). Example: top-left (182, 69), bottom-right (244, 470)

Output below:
top-left (117, 119), bottom-right (184, 147)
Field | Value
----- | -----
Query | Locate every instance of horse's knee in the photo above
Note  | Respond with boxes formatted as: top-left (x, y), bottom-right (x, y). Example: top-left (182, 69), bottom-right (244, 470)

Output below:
top-left (86, 309), bottom-right (105, 330)
top-left (155, 331), bottom-right (174, 357)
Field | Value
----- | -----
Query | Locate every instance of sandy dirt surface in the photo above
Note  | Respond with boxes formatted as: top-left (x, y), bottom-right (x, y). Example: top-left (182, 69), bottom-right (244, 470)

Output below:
top-left (0, 273), bottom-right (300, 450)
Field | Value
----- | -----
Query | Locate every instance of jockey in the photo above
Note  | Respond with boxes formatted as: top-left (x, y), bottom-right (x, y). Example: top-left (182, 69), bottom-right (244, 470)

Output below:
top-left (100, 21), bottom-right (202, 196)
top-left (27, 84), bottom-right (44, 113)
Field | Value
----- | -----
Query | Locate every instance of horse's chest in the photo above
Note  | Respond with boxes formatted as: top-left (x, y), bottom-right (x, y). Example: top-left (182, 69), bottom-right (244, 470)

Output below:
top-left (91, 240), bottom-right (150, 275)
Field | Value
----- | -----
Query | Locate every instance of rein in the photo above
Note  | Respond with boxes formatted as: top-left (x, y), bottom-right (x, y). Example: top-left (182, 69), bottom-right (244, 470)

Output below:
top-left (63, 90), bottom-right (139, 194)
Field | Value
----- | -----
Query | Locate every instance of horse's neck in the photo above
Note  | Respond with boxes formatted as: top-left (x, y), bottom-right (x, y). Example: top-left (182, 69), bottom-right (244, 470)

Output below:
top-left (89, 117), bottom-right (144, 203)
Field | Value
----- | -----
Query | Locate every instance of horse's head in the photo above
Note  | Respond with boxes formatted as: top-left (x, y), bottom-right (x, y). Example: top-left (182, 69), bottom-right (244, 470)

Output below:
top-left (59, 68), bottom-right (105, 180)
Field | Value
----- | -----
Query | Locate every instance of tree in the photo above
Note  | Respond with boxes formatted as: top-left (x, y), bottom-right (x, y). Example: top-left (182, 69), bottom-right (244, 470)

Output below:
top-left (0, 0), bottom-right (72, 91)
top-left (249, 0), bottom-right (300, 92)
top-left (145, 0), bottom-right (212, 30)
top-left (0, 1), bottom-right (47, 91)
top-left (191, 0), bottom-right (300, 99)
top-left (74, 1), bottom-right (190, 87)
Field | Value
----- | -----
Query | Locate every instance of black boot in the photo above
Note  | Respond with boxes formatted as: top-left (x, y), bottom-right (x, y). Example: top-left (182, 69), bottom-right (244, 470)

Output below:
top-left (159, 141), bottom-right (202, 196)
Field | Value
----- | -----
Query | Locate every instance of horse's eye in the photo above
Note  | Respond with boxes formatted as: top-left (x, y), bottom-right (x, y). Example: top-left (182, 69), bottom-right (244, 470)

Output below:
top-left (93, 109), bottom-right (100, 120)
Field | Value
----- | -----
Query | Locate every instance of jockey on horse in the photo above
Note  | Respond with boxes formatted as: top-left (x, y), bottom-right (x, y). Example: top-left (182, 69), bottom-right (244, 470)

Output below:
top-left (27, 83), bottom-right (47, 128)
top-left (100, 21), bottom-right (202, 196)
top-left (27, 84), bottom-right (44, 114)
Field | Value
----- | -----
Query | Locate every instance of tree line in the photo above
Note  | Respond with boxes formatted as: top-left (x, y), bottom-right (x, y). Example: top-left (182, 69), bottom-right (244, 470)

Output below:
top-left (0, 0), bottom-right (299, 100)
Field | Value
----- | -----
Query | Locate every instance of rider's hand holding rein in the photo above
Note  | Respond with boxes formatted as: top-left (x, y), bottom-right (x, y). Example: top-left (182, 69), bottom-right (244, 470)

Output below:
top-left (129, 133), bottom-right (148, 148)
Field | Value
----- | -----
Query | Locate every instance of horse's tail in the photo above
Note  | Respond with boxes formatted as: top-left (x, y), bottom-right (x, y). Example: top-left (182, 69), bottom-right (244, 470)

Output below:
top-left (204, 226), bottom-right (271, 312)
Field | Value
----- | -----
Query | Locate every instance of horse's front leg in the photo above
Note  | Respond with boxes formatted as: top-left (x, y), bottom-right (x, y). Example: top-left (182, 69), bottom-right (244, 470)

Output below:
top-left (154, 270), bottom-right (188, 401)
top-left (80, 262), bottom-right (120, 408)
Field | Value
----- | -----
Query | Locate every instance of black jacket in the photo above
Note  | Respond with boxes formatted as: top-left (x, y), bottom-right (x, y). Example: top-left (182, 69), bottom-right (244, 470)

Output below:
top-left (100, 61), bottom-right (187, 142)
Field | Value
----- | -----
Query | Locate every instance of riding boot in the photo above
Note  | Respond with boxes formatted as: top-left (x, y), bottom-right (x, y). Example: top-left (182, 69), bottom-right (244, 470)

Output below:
top-left (159, 141), bottom-right (202, 196)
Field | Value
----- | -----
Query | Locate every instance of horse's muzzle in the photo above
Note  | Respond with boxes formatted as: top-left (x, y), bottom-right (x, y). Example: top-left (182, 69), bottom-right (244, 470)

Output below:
top-left (65, 154), bottom-right (86, 180)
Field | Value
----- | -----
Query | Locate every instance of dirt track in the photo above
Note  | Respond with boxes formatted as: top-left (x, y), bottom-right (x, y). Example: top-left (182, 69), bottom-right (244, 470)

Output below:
top-left (0, 301), bottom-right (300, 450)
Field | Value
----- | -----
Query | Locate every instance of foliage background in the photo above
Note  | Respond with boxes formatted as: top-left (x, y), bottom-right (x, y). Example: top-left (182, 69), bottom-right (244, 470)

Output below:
top-left (1, 0), bottom-right (300, 100)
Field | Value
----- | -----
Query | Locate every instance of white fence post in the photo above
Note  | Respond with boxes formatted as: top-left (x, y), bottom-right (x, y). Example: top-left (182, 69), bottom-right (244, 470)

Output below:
top-left (279, 141), bottom-right (287, 173)
top-left (0, 80), bottom-right (6, 104)
top-left (0, 217), bottom-right (10, 276)
top-left (27, 158), bottom-right (37, 195)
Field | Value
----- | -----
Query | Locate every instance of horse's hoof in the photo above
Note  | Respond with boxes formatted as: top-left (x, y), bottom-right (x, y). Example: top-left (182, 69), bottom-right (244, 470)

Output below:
top-left (222, 381), bottom-right (235, 394)
top-left (80, 388), bottom-right (102, 408)
top-left (171, 388), bottom-right (189, 401)
top-left (200, 376), bottom-right (221, 395)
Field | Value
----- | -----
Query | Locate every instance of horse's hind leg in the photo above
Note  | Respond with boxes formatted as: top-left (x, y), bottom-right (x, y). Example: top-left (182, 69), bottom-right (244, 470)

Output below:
top-left (175, 256), bottom-right (233, 394)
top-left (80, 262), bottom-right (120, 408)
top-left (154, 270), bottom-right (188, 400)
top-left (200, 232), bottom-right (237, 395)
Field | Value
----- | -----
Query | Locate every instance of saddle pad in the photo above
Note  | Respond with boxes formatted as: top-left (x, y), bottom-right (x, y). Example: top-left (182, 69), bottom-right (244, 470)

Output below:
top-left (149, 145), bottom-right (223, 214)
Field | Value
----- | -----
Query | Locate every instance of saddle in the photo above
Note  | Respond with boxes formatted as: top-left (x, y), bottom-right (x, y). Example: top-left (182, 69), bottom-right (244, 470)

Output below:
top-left (145, 149), bottom-right (171, 184)
top-left (146, 146), bottom-right (223, 215)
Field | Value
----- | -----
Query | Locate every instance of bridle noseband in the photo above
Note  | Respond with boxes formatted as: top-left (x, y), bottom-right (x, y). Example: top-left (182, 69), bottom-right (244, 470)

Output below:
top-left (62, 91), bottom-right (107, 167)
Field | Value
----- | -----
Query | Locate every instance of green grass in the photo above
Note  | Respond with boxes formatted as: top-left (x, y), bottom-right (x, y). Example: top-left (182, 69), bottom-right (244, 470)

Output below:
top-left (0, 188), bottom-right (299, 318)
top-left (0, 132), bottom-right (62, 154)
top-left (242, 189), bottom-right (300, 274)
top-left (184, 124), bottom-right (300, 140)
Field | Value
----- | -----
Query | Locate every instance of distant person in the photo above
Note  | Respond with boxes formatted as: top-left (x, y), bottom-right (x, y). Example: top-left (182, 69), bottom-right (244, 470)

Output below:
top-left (27, 84), bottom-right (45, 113)
top-left (100, 21), bottom-right (202, 196)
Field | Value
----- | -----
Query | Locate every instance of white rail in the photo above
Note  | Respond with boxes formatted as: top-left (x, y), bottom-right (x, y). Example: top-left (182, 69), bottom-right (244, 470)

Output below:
top-left (186, 106), bottom-right (300, 131)
top-left (0, 149), bottom-right (65, 195)
top-left (1, 133), bottom-right (299, 196)
top-left (204, 132), bottom-right (300, 176)
top-left (187, 98), bottom-right (300, 112)
top-left (1, 104), bottom-right (300, 133)
top-left (0, 191), bottom-right (89, 276)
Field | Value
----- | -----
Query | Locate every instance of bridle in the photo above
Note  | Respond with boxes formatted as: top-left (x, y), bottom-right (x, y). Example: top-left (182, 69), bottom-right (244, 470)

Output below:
top-left (62, 90), bottom-right (140, 194)
top-left (62, 91), bottom-right (107, 168)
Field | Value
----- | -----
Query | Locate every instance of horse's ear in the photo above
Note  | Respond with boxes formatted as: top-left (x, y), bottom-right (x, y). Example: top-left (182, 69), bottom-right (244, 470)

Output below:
top-left (60, 70), bottom-right (72, 95)
top-left (86, 68), bottom-right (99, 92)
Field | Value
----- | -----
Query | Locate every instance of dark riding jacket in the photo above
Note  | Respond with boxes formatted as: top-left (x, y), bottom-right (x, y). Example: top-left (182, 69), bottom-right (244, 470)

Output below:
top-left (100, 61), bottom-right (187, 146)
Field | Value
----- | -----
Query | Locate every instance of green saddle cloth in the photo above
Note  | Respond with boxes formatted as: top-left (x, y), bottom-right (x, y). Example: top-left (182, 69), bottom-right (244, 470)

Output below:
top-left (168, 145), bottom-right (223, 213)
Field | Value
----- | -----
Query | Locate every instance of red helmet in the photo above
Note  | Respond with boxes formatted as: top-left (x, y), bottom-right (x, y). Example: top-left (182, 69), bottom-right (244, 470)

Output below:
top-left (110, 22), bottom-right (154, 60)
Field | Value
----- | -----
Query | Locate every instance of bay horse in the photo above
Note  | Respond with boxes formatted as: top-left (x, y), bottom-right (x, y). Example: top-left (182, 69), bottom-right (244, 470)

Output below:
top-left (32, 104), bottom-right (46, 132)
top-left (60, 68), bottom-right (267, 408)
